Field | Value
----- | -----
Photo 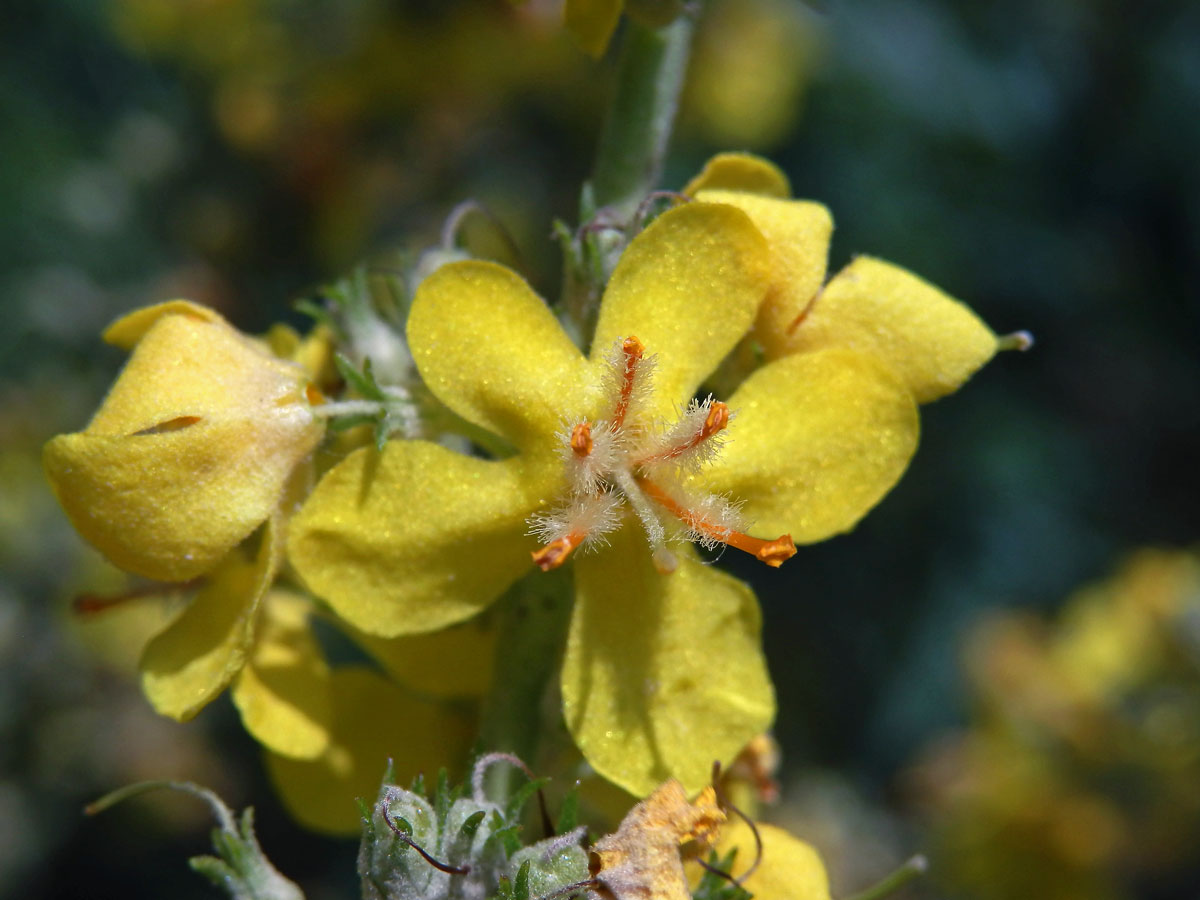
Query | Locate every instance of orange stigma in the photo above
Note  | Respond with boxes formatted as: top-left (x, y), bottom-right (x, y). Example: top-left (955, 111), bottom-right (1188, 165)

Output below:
top-left (570, 421), bottom-right (593, 457)
top-left (532, 531), bottom-right (586, 571)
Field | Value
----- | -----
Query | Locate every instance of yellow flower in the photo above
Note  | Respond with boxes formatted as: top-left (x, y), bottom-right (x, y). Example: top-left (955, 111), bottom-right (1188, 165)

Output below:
top-left (265, 665), bottom-right (474, 835)
top-left (44, 300), bottom-right (324, 581)
top-left (685, 153), bottom-right (1016, 404)
top-left (44, 300), bottom-right (330, 755)
top-left (289, 202), bottom-right (920, 796)
top-left (707, 818), bottom-right (832, 900)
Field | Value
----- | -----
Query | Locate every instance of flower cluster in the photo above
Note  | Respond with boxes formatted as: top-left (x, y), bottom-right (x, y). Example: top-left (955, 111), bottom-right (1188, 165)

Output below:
top-left (46, 151), bottom-right (1017, 830)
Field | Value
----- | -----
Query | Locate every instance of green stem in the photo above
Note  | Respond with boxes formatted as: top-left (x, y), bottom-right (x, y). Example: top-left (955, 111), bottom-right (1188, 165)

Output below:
top-left (86, 779), bottom-right (238, 833)
top-left (590, 14), bottom-right (695, 222)
top-left (843, 855), bottom-right (929, 900)
top-left (478, 570), bottom-right (573, 797)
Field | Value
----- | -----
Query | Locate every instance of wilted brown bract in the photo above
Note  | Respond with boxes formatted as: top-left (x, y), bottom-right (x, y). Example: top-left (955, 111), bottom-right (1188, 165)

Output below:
top-left (588, 780), bottom-right (726, 900)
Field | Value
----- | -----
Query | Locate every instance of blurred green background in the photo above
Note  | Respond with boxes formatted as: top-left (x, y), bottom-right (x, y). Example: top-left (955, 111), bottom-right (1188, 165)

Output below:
top-left (2, 1), bottom-right (1197, 898)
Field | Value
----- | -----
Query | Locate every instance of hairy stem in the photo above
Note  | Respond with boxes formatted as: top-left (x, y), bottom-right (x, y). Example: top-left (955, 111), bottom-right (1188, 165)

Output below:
top-left (590, 14), bottom-right (695, 222)
top-left (478, 570), bottom-right (573, 798)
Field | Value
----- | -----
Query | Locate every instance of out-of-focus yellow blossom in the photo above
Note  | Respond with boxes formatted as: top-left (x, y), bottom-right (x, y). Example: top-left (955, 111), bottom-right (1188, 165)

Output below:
top-left (686, 153), bottom-right (1011, 404)
top-left (909, 548), bottom-right (1200, 900)
top-left (684, 0), bottom-right (823, 149)
top-left (289, 202), bottom-right (920, 796)
top-left (265, 665), bottom-right (474, 835)
top-left (564, 0), bottom-right (685, 58)
top-left (44, 301), bottom-right (331, 759)
top-left (565, 0), bottom-right (624, 58)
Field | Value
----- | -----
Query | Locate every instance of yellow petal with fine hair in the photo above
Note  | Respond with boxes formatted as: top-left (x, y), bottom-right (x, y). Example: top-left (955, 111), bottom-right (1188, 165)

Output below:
top-left (407, 260), bottom-right (590, 451)
top-left (682, 152), bottom-right (792, 199)
top-left (265, 666), bottom-right (473, 835)
top-left (786, 256), bottom-right (1001, 403)
top-left (706, 348), bottom-right (919, 543)
top-left (43, 310), bottom-right (322, 581)
top-left (139, 518), bottom-right (281, 722)
top-left (565, 0), bottom-right (624, 58)
top-left (714, 821), bottom-right (831, 900)
top-left (562, 526), bottom-right (774, 798)
top-left (231, 591), bottom-right (332, 760)
top-left (288, 440), bottom-right (554, 637)
top-left (591, 203), bottom-right (770, 417)
top-left (694, 189), bottom-right (833, 360)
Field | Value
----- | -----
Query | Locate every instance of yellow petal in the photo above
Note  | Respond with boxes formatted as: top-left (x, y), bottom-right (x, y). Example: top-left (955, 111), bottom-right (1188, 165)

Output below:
top-left (102, 299), bottom-right (220, 349)
top-left (407, 260), bottom-right (589, 451)
top-left (139, 518), bottom-right (280, 721)
top-left (231, 591), bottom-right (332, 759)
top-left (265, 666), bottom-right (473, 835)
top-left (288, 440), bottom-right (550, 637)
top-left (682, 153), bottom-right (791, 199)
top-left (565, 0), bottom-right (624, 58)
top-left (562, 527), bottom-right (774, 797)
top-left (44, 310), bottom-right (323, 581)
top-left (694, 190), bottom-right (833, 360)
top-left (715, 821), bottom-right (831, 900)
top-left (351, 616), bottom-right (498, 699)
top-left (784, 256), bottom-right (1000, 403)
top-left (705, 348), bottom-right (919, 544)
top-left (591, 203), bottom-right (770, 417)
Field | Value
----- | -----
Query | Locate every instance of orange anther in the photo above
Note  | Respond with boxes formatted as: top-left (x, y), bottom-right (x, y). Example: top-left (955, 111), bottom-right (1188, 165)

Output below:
top-left (306, 383), bottom-right (326, 405)
top-left (570, 421), bottom-right (593, 457)
top-left (701, 401), bottom-right (729, 439)
top-left (532, 532), bottom-right (586, 571)
top-left (612, 335), bottom-right (646, 429)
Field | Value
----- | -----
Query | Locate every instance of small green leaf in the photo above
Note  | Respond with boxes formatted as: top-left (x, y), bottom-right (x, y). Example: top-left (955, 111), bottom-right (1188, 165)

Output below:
top-left (391, 814), bottom-right (414, 836)
top-left (373, 417), bottom-right (391, 452)
top-left (513, 860), bottom-right (532, 900)
top-left (505, 777), bottom-right (550, 822)
top-left (410, 772), bottom-right (426, 797)
top-left (556, 786), bottom-right (579, 835)
top-left (294, 298), bottom-right (342, 337)
top-left (334, 353), bottom-right (383, 401)
top-left (189, 855), bottom-right (236, 887)
top-left (434, 769), bottom-right (453, 825)
top-left (458, 809), bottom-right (488, 842)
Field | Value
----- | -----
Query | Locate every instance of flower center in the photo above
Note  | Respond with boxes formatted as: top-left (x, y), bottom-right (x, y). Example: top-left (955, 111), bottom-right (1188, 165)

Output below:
top-left (528, 335), bottom-right (796, 574)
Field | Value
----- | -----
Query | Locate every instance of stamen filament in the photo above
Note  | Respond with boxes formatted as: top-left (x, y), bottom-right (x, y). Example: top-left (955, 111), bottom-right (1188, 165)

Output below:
top-left (611, 336), bottom-right (645, 430)
top-left (613, 468), bottom-right (675, 573)
top-left (531, 531), bottom-right (587, 571)
top-left (636, 477), bottom-right (796, 568)
top-left (636, 400), bottom-right (729, 465)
